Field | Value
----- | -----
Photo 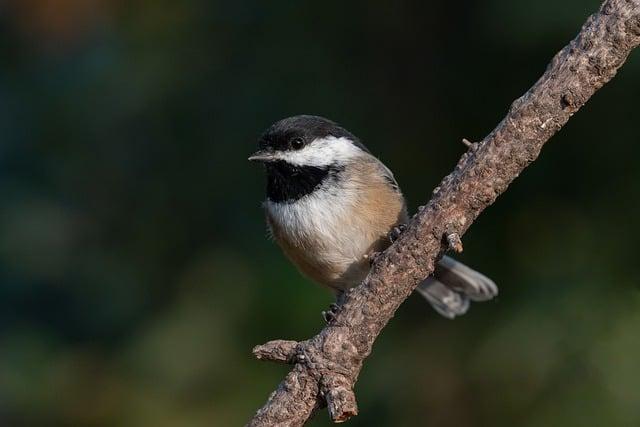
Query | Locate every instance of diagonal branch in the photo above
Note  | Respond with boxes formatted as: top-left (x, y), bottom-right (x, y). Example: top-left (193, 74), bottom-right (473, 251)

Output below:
top-left (248, 1), bottom-right (640, 425)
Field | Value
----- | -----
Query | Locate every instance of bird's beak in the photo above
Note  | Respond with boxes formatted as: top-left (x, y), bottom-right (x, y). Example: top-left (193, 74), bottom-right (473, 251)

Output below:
top-left (248, 150), bottom-right (276, 162)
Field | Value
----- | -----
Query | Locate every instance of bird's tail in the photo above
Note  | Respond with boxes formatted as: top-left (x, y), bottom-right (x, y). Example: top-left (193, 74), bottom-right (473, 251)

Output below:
top-left (415, 255), bottom-right (498, 319)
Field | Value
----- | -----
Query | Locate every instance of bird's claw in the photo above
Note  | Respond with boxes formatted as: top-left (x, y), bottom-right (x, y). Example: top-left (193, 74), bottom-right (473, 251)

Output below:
top-left (388, 223), bottom-right (407, 243)
top-left (322, 303), bottom-right (340, 323)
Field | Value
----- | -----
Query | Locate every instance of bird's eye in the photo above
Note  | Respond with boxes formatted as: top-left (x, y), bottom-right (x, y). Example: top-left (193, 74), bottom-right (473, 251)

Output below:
top-left (290, 137), bottom-right (304, 150)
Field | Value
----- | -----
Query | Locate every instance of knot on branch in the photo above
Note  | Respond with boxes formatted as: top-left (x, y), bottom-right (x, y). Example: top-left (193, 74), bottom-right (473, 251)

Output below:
top-left (253, 340), bottom-right (299, 364)
top-left (461, 138), bottom-right (478, 150)
top-left (253, 329), bottom-right (364, 423)
top-left (446, 232), bottom-right (464, 253)
top-left (321, 375), bottom-right (358, 423)
top-left (561, 92), bottom-right (576, 110)
top-left (312, 331), bottom-right (361, 423)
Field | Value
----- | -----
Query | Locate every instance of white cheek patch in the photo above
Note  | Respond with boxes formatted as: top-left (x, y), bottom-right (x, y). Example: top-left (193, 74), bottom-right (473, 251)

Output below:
top-left (275, 136), bottom-right (362, 167)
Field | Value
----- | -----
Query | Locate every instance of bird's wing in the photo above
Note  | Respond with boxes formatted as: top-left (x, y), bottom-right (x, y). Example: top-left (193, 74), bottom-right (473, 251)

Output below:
top-left (373, 158), bottom-right (401, 192)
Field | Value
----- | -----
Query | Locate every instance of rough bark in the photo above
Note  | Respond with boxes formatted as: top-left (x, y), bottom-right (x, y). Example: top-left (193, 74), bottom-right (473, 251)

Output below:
top-left (248, 1), bottom-right (640, 425)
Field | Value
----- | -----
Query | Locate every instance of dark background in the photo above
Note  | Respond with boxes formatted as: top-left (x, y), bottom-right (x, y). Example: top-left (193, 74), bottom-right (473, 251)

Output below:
top-left (1, 0), bottom-right (639, 426)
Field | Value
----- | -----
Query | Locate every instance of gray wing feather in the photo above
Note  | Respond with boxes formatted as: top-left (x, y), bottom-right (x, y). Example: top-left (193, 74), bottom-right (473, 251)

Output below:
top-left (415, 256), bottom-right (498, 319)
top-left (415, 278), bottom-right (470, 319)
top-left (435, 256), bottom-right (498, 301)
top-left (376, 159), bottom-right (400, 192)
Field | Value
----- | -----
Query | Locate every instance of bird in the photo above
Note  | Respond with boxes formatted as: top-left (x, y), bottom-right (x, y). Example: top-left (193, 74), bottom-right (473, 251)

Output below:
top-left (249, 115), bottom-right (497, 319)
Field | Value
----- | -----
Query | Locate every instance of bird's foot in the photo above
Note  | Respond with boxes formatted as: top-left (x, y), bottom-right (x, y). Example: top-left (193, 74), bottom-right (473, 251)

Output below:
top-left (322, 303), bottom-right (340, 323)
top-left (388, 223), bottom-right (407, 243)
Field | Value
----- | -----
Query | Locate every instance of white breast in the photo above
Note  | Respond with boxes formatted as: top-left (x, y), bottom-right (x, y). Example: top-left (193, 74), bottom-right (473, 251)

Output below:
top-left (265, 182), bottom-right (371, 271)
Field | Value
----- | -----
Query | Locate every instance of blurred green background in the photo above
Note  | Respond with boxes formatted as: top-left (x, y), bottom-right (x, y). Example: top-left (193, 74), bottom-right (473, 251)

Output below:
top-left (1, 0), bottom-right (639, 426)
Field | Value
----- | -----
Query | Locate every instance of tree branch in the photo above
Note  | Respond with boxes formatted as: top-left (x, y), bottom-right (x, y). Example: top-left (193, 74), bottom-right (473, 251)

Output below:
top-left (248, 1), bottom-right (640, 425)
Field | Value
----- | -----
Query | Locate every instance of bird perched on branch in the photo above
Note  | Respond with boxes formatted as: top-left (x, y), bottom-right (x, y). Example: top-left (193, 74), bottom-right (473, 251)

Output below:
top-left (249, 115), bottom-right (497, 319)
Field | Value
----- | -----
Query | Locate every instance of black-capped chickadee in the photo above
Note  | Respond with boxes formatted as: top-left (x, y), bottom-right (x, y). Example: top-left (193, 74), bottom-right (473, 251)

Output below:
top-left (249, 115), bottom-right (497, 319)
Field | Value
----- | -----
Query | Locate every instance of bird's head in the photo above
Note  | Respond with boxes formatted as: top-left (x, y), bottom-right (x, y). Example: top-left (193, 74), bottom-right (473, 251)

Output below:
top-left (250, 115), bottom-right (370, 202)
top-left (249, 115), bottom-right (368, 167)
